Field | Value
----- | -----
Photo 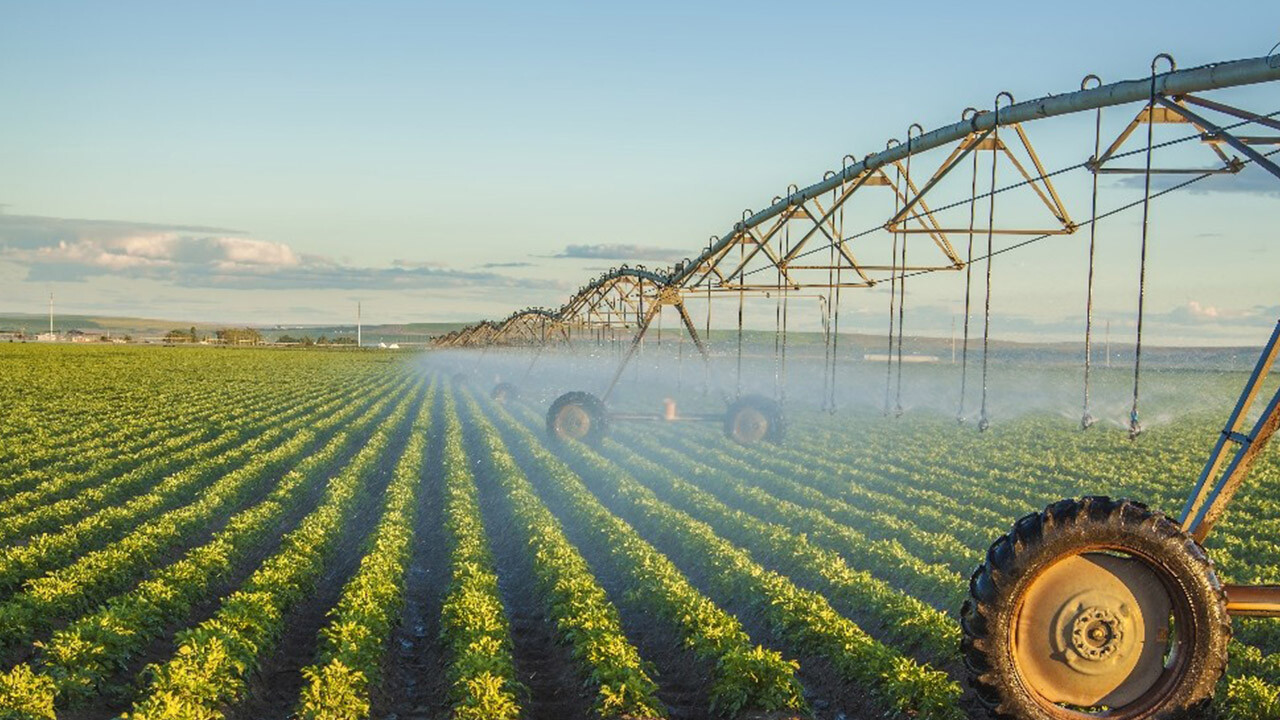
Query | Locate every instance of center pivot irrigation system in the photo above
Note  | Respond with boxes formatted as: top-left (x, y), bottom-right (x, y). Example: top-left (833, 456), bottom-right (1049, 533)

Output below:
top-left (435, 53), bottom-right (1280, 718)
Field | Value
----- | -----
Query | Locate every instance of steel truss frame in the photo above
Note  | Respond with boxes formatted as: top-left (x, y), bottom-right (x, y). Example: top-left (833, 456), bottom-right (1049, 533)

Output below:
top-left (440, 54), bottom-right (1280, 357)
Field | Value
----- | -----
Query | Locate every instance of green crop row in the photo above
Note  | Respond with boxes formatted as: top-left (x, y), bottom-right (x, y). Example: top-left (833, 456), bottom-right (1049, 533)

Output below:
top-left (486, 403), bottom-right (804, 712)
top-left (629, 426), bottom-right (967, 612)
top-left (609, 429), bottom-right (962, 667)
top-left (0, 374), bottom-right (368, 548)
top-left (0, 378), bottom-right (403, 713)
top-left (295, 381), bottom-right (436, 719)
top-left (525, 427), bottom-right (964, 719)
top-left (482, 398), bottom-right (807, 718)
top-left (0, 346), bottom-right (386, 477)
top-left (0, 372), bottom-right (406, 652)
top-left (0, 357), bottom-right (323, 499)
top-left (0, 367), bottom-right (364, 525)
top-left (439, 389), bottom-right (522, 720)
top-left (459, 390), bottom-right (665, 719)
top-left (124, 382), bottom-right (420, 720)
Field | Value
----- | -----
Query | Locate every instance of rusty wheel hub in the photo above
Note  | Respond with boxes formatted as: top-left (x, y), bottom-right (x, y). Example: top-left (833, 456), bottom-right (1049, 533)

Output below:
top-left (1069, 604), bottom-right (1126, 664)
top-left (1014, 552), bottom-right (1174, 708)
top-left (553, 404), bottom-right (591, 439)
top-left (731, 407), bottom-right (768, 444)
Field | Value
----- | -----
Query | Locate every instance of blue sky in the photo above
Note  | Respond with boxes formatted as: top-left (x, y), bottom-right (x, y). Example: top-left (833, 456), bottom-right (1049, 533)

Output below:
top-left (1, 1), bottom-right (1278, 343)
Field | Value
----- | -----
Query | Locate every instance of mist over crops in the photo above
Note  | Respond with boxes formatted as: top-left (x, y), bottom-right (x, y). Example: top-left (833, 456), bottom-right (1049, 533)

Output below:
top-left (2, 342), bottom-right (1278, 719)
top-left (426, 335), bottom-right (1264, 431)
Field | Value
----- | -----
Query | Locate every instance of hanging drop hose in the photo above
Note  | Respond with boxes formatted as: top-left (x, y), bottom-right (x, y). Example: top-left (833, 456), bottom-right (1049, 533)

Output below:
top-left (705, 252), bottom-right (712, 397)
top-left (821, 173), bottom-right (836, 413)
top-left (957, 109), bottom-right (980, 423)
top-left (774, 212), bottom-right (784, 402)
top-left (736, 239), bottom-right (745, 398)
top-left (895, 125), bottom-right (922, 417)
top-left (1130, 56), bottom-right (1173, 440)
top-left (884, 143), bottom-right (902, 416)
top-left (1081, 74), bottom-right (1103, 430)
top-left (780, 189), bottom-right (796, 406)
top-left (979, 94), bottom-right (1012, 432)
top-left (830, 198), bottom-right (843, 415)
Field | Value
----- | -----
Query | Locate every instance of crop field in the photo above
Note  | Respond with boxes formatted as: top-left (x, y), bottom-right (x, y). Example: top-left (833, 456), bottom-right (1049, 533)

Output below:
top-left (0, 343), bottom-right (1278, 720)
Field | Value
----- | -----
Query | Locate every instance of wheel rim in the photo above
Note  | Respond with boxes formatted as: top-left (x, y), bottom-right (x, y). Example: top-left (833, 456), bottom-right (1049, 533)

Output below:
top-left (1013, 550), bottom-right (1187, 715)
top-left (553, 404), bottom-right (591, 439)
top-left (731, 407), bottom-right (768, 444)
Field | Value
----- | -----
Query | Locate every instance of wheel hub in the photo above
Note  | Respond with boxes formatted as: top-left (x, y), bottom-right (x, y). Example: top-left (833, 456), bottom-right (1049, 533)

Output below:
top-left (554, 404), bottom-right (590, 439)
top-left (1059, 597), bottom-right (1131, 666)
top-left (1014, 552), bottom-right (1174, 708)
top-left (732, 407), bottom-right (768, 444)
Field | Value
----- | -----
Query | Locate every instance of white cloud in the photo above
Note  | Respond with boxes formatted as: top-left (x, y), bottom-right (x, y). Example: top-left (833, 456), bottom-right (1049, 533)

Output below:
top-left (0, 213), bottom-right (556, 292)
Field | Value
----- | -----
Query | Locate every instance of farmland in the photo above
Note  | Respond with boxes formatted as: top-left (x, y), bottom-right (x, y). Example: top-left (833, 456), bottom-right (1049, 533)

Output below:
top-left (0, 343), bottom-right (1278, 719)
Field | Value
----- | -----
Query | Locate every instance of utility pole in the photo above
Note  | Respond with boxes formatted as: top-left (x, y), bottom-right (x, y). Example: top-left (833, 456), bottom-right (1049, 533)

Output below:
top-left (49, 293), bottom-right (54, 335)
top-left (357, 302), bottom-right (362, 348)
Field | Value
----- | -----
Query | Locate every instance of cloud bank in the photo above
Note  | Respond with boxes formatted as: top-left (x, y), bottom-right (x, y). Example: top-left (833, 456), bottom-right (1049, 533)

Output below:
top-left (0, 214), bottom-right (556, 291)
top-left (553, 243), bottom-right (686, 261)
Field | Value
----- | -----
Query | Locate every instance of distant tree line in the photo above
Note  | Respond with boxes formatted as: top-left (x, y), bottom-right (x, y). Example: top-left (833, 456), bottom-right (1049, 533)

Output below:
top-left (161, 327), bottom-right (357, 347)
top-left (164, 327), bottom-right (267, 345)
top-left (275, 334), bottom-right (355, 346)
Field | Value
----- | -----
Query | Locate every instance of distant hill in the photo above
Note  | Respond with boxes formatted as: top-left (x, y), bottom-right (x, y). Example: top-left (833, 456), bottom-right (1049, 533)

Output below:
top-left (0, 312), bottom-right (478, 345)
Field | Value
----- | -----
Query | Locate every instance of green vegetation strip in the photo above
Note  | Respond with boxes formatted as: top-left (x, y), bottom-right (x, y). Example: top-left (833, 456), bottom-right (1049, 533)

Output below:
top-left (295, 381), bottom-right (437, 719)
top-left (610, 428), bottom-right (961, 667)
top-left (122, 383), bottom-right (419, 720)
top-left (438, 389), bottom-right (522, 720)
top-left (0, 380), bottom-right (406, 712)
top-left (499, 420), bottom-right (965, 718)
top-left (0, 369), bottom-right (362, 524)
top-left (0, 378), bottom-right (380, 596)
top-left (459, 389), bottom-right (665, 719)
top-left (482, 398), bottom-right (808, 718)
top-left (0, 374), bottom-right (370, 547)
top-left (0, 375), bottom-right (409, 653)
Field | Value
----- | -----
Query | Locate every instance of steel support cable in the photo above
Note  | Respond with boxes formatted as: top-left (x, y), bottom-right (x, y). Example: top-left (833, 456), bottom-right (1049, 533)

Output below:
top-left (735, 109), bottom-right (1279, 285)
top-left (1130, 56), bottom-right (1173, 440)
top-left (979, 94), bottom-right (1012, 432)
top-left (1081, 74), bottom-right (1104, 430)
top-left (957, 112), bottom-right (980, 423)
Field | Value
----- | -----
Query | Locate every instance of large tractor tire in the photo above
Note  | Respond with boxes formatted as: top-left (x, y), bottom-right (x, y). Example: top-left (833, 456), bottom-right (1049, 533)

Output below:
top-left (962, 496), bottom-right (1230, 720)
top-left (546, 391), bottom-right (607, 446)
top-left (491, 382), bottom-right (519, 404)
top-left (724, 394), bottom-right (784, 445)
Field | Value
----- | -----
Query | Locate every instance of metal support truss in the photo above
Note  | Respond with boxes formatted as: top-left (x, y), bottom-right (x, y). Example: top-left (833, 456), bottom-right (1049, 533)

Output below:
top-left (433, 53), bottom-right (1280, 363)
